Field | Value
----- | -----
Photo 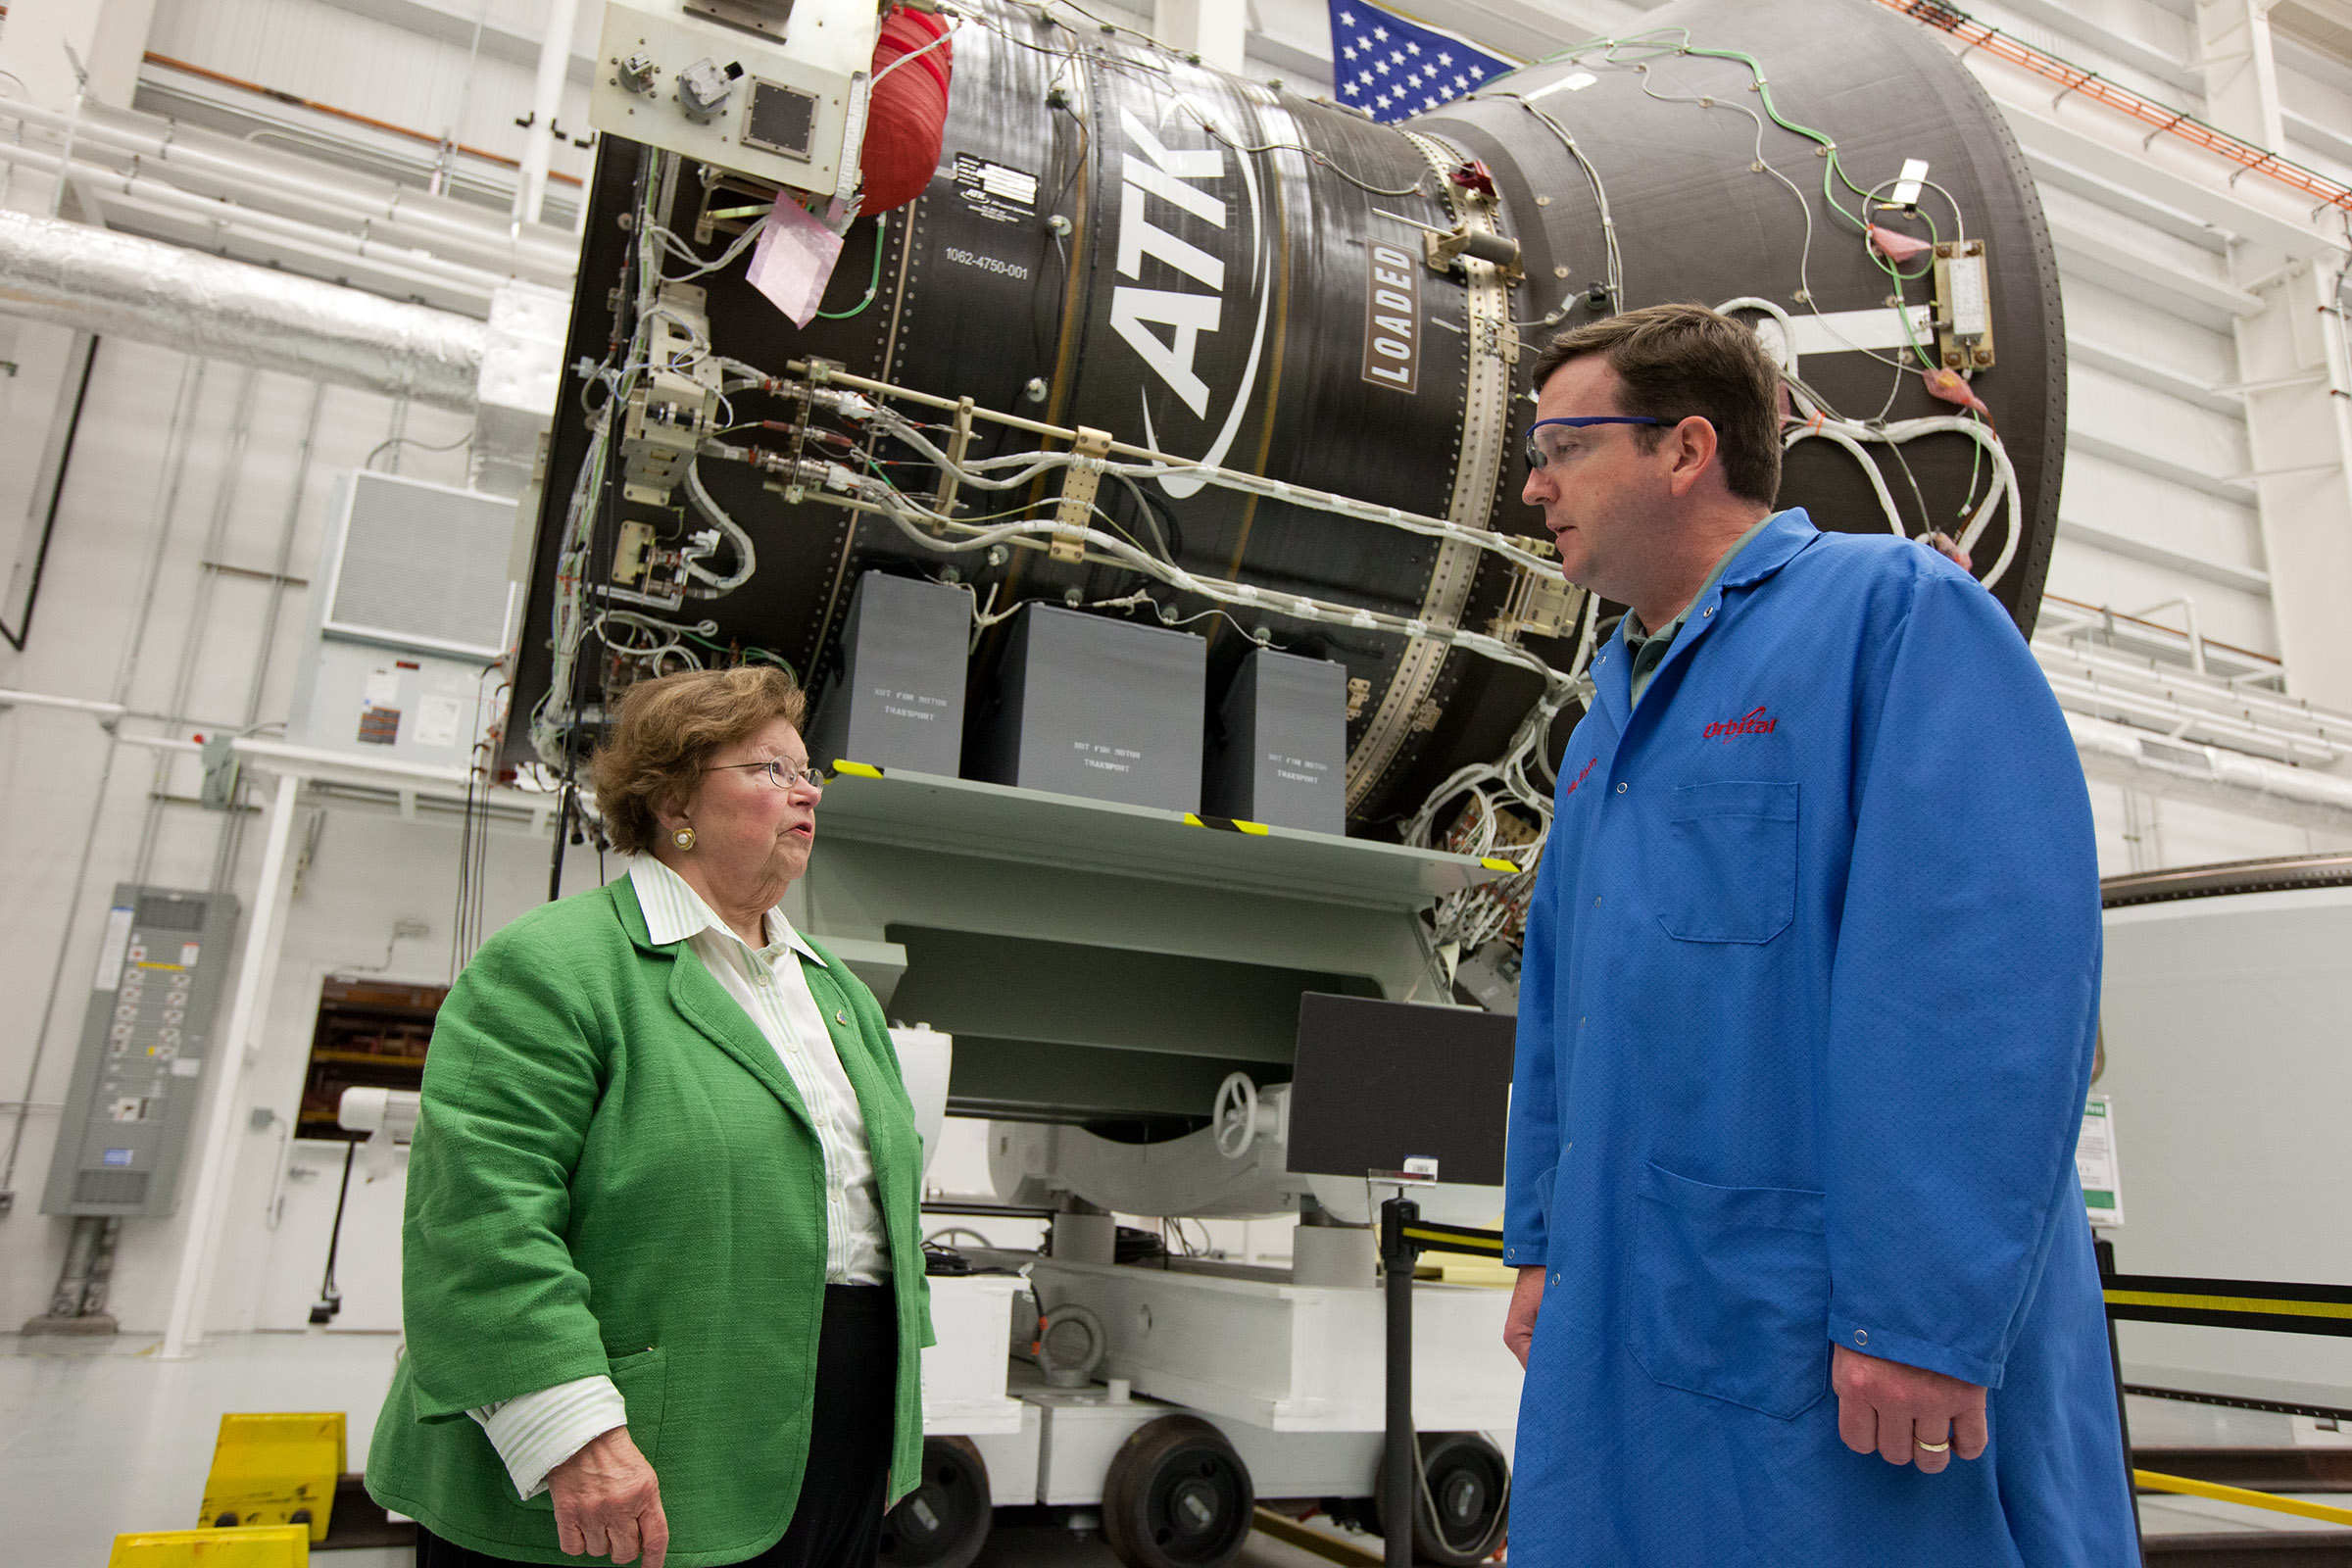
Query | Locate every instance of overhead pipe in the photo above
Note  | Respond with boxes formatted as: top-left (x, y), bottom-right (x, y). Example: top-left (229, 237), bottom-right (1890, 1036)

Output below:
top-left (0, 141), bottom-right (514, 307)
top-left (93, 186), bottom-right (505, 313)
top-left (2065, 710), bottom-right (2352, 832)
top-left (0, 97), bottom-right (578, 284)
top-left (0, 209), bottom-right (485, 410)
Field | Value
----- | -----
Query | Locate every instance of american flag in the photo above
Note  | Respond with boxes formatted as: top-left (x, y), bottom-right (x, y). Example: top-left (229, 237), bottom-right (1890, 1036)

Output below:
top-left (1327, 0), bottom-right (1514, 123)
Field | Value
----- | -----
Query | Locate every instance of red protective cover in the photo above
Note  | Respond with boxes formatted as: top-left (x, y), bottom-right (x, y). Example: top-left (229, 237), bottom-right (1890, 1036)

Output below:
top-left (861, 8), bottom-right (953, 215)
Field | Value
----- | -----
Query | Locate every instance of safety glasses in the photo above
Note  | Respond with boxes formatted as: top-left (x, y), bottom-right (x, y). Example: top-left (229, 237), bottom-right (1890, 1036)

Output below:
top-left (1524, 415), bottom-right (1674, 470)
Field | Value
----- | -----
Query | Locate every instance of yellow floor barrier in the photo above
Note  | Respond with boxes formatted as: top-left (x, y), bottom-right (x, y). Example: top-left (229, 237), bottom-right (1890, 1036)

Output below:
top-left (2136, 1468), bottom-right (2352, 1528)
top-left (109, 1525), bottom-right (310, 1567)
top-left (198, 1413), bottom-right (345, 1543)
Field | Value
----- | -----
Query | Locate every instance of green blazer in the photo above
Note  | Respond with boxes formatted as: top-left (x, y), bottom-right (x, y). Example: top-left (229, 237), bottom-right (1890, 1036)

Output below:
top-left (364, 877), bottom-right (932, 1566)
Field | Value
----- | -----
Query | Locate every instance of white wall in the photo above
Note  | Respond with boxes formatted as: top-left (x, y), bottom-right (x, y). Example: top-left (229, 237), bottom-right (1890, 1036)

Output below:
top-left (0, 332), bottom-right (605, 1331)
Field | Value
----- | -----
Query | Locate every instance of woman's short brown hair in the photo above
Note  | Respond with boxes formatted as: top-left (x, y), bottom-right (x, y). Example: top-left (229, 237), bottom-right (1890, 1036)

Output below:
top-left (1527, 303), bottom-right (1784, 507)
top-left (590, 665), bottom-right (808, 856)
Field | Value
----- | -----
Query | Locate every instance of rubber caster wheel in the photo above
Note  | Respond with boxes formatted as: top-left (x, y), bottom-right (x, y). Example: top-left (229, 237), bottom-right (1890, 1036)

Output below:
top-left (880, 1435), bottom-right (992, 1568)
top-left (1372, 1431), bottom-right (1510, 1566)
top-left (1101, 1414), bottom-right (1256, 1568)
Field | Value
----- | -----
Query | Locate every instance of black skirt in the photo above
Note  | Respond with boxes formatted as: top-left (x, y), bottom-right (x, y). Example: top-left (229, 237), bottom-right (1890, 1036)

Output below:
top-left (418, 1284), bottom-right (901, 1568)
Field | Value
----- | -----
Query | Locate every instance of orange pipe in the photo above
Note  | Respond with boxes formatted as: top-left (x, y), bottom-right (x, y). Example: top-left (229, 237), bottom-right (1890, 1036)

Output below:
top-left (1877, 0), bottom-right (2352, 215)
top-left (140, 51), bottom-right (585, 188)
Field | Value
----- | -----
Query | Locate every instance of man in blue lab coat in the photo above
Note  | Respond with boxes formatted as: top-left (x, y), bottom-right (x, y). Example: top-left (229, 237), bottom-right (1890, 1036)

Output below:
top-left (1498, 304), bottom-right (2135, 1564)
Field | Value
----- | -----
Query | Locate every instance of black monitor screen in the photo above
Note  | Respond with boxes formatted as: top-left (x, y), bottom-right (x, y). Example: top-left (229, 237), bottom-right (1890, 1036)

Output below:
top-left (1285, 993), bottom-right (1515, 1187)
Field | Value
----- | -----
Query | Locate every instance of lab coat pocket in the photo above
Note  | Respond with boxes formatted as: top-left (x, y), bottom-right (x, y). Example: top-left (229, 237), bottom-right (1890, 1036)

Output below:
top-left (1653, 779), bottom-right (1798, 944)
top-left (1626, 1161), bottom-right (1832, 1420)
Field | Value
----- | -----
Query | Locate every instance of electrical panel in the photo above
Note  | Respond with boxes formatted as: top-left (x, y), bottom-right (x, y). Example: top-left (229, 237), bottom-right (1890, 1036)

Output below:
top-left (41, 885), bottom-right (240, 1218)
top-left (588, 0), bottom-right (876, 196)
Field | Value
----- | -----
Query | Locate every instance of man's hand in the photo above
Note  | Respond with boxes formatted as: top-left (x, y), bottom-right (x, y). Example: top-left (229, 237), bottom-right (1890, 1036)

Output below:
top-left (549, 1427), bottom-right (668, 1566)
top-left (1503, 1265), bottom-right (1545, 1368)
top-left (1832, 1344), bottom-right (1988, 1475)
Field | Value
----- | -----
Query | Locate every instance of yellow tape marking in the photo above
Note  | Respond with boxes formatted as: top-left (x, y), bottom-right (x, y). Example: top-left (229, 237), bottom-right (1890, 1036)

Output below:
top-left (1403, 1225), bottom-right (1505, 1256)
top-left (1234, 820), bottom-right (1270, 836)
top-left (1481, 857), bottom-right (1522, 873)
top-left (2106, 1289), bottom-right (2352, 1322)
top-left (2135, 1469), bottom-right (2352, 1528)
top-left (1250, 1508), bottom-right (1384, 1566)
top-left (1183, 813), bottom-right (1205, 827)
top-left (832, 760), bottom-right (882, 778)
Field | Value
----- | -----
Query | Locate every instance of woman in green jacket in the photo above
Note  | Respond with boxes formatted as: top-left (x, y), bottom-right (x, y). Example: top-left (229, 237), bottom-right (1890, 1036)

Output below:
top-left (366, 666), bottom-right (931, 1568)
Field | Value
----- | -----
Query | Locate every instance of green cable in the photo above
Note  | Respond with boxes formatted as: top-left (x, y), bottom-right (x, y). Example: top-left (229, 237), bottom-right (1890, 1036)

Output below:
top-left (1539, 26), bottom-right (1992, 514)
top-left (815, 214), bottom-right (887, 320)
top-left (1677, 44), bottom-right (1876, 229)
top-left (1538, 32), bottom-right (1881, 233)
top-left (678, 627), bottom-right (798, 680)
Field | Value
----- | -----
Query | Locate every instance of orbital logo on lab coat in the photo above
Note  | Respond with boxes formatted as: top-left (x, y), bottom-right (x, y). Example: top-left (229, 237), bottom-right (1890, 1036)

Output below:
top-left (1702, 705), bottom-right (1779, 743)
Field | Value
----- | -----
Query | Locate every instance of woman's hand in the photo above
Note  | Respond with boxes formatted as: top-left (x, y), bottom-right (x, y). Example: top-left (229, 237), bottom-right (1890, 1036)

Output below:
top-left (549, 1427), bottom-right (668, 1566)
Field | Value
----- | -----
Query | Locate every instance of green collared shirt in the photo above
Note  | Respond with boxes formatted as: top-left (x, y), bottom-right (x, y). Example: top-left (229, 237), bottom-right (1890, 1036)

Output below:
top-left (1623, 513), bottom-right (1781, 706)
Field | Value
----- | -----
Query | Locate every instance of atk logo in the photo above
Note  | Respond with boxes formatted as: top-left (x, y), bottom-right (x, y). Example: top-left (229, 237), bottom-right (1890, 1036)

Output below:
top-left (1562, 757), bottom-right (1599, 797)
top-left (1703, 706), bottom-right (1778, 743)
top-left (1106, 103), bottom-right (1271, 499)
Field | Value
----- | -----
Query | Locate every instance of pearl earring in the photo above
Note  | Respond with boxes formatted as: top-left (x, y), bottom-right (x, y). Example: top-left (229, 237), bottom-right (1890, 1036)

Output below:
top-left (672, 826), bottom-right (696, 851)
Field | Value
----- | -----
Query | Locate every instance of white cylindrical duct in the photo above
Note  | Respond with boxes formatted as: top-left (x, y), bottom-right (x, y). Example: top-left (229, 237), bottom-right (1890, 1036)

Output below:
top-left (0, 209), bottom-right (485, 410)
top-left (517, 0), bottom-right (584, 225)
top-left (0, 140), bottom-right (515, 307)
top-left (2066, 710), bottom-right (2352, 832)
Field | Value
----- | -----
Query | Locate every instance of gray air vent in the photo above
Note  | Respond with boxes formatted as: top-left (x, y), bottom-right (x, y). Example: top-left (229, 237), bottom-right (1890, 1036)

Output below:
top-left (322, 470), bottom-right (517, 660)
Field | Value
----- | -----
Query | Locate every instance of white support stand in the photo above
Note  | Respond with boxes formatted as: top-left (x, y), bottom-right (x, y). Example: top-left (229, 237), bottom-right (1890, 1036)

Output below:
top-left (2191, 0), bottom-right (2352, 711)
top-left (1153, 0), bottom-right (1247, 74)
top-left (2193, 0), bottom-right (2286, 154)
top-left (515, 0), bottom-right (585, 225)
top-left (159, 771), bottom-right (301, 1360)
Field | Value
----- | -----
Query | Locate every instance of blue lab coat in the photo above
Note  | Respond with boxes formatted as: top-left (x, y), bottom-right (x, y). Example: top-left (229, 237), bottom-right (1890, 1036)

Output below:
top-left (1502, 509), bottom-right (2135, 1565)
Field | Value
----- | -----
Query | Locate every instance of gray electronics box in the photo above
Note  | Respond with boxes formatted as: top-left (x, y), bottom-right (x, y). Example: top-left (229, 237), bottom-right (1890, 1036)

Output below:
top-left (41, 885), bottom-right (240, 1217)
top-left (1201, 649), bottom-right (1349, 834)
top-left (967, 603), bottom-right (1206, 811)
top-left (808, 572), bottom-right (971, 776)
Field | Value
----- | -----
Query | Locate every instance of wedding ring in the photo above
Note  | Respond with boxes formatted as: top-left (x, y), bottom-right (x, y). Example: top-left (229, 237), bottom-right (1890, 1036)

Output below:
top-left (1915, 1438), bottom-right (1951, 1453)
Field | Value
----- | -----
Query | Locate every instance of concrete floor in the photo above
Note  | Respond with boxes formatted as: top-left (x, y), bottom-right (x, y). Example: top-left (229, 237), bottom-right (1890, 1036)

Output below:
top-left (6, 1330), bottom-right (2343, 1565)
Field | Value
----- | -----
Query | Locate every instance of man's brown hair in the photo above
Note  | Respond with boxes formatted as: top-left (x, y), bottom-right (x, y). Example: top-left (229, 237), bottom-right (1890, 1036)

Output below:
top-left (1527, 303), bottom-right (1784, 507)
top-left (589, 665), bottom-right (808, 856)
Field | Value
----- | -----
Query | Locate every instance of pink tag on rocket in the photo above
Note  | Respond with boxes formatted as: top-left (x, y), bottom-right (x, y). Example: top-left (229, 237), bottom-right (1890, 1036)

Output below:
top-left (748, 195), bottom-right (845, 328)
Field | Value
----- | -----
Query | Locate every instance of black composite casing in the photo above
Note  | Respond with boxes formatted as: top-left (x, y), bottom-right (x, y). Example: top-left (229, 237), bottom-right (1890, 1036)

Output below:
top-left (508, 0), bottom-right (2064, 835)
